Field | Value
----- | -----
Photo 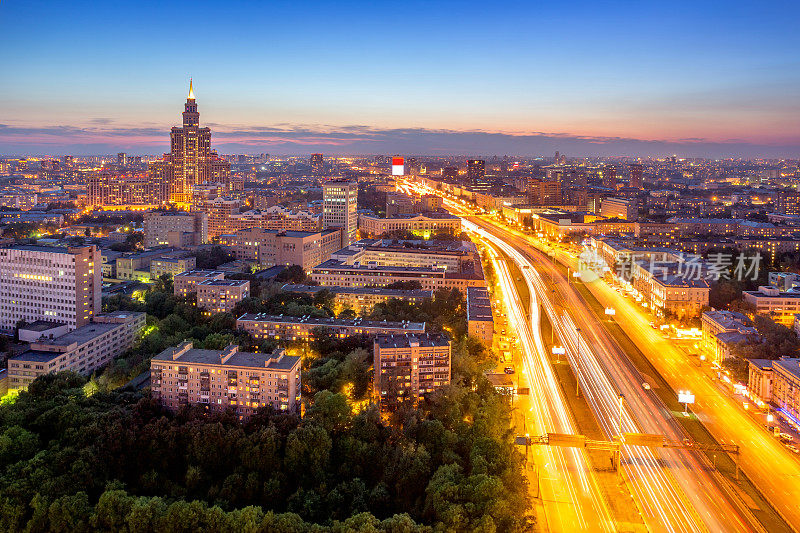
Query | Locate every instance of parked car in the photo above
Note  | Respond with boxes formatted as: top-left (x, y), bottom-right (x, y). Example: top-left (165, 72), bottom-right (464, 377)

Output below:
top-left (504, 366), bottom-right (515, 374)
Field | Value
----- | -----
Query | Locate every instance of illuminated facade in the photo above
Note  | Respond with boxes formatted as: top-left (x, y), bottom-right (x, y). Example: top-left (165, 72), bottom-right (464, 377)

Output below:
top-left (323, 180), bottom-right (358, 246)
top-left (0, 244), bottom-right (102, 333)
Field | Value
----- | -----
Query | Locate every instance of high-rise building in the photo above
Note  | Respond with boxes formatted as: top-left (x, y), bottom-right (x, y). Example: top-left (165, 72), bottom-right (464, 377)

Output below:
top-left (150, 80), bottom-right (230, 204)
top-left (143, 211), bottom-right (208, 248)
top-left (442, 166), bottom-right (459, 181)
top-left (0, 245), bottom-right (102, 334)
top-left (117, 152), bottom-right (127, 166)
top-left (467, 159), bottom-right (486, 185)
top-left (629, 163), bottom-right (644, 189)
top-left (602, 164), bottom-right (617, 190)
top-left (310, 153), bottom-right (324, 175)
top-left (323, 180), bottom-right (358, 246)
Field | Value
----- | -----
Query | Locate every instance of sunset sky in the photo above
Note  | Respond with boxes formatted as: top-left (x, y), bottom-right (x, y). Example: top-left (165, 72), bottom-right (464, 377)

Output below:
top-left (1, 0), bottom-right (799, 157)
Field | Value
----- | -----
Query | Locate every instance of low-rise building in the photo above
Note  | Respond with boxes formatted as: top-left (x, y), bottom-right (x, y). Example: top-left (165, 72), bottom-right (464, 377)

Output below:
top-left (174, 270), bottom-right (226, 297)
top-left (743, 286), bottom-right (800, 326)
top-left (115, 248), bottom-right (195, 281)
top-left (196, 279), bottom-right (250, 315)
top-left (237, 313), bottom-right (425, 341)
top-left (374, 333), bottom-right (451, 412)
top-left (748, 359), bottom-right (773, 405)
top-left (150, 341), bottom-right (301, 417)
top-left (601, 197), bottom-right (638, 221)
top-left (769, 272), bottom-right (800, 292)
top-left (700, 310), bottom-right (760, 364)
top-left (358, 212), bottom-right (461, 238)
top-left (772, 357), bottom-right (800, 425)
top-left (6, 311), bottom-right (145, 389)
top-left (467, 286), bottom-right (493, 344)
top-left (281, 284), bottom-right (433, 313)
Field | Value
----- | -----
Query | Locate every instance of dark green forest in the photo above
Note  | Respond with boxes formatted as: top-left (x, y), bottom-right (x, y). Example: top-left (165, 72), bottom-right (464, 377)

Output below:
top-left (0, 277), bottom-right (532, 532)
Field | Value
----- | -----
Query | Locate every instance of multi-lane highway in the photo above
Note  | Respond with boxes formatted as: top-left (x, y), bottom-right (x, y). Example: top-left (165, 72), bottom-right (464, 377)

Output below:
top-left (470, 217), bottom-right (757, 532)
top-left (397, 178), bottom-right (783, 532)
top-left (482, 241), bottom-right (616, 532)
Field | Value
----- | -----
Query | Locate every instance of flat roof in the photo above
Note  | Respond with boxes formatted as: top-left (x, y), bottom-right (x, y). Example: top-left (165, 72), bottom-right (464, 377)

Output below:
top-left (281, 283), bottom-right (433, 299)
top-left (374, 333), bottom-right (450, 349)
top-left (2, 244), bottom-right (72, 254)
top-left (10, 350), bottom-right (60, 363)
top-left (152, 347), bottom-right (299, 371)
top-left (20, 320), bottom-right (66, 332)
top-left (467, 286), bottom-right (493, 322)
top-left (774, 358), bottom-right (800, 381)
top-left (238, 313), bottom-right (425, 331)
top-left (198, 279), bottom-right (249, 287)
top-left (174, 269), bottom-right (225, 278)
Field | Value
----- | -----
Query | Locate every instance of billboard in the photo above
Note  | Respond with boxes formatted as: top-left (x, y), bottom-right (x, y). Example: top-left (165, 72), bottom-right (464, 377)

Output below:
top-left (392, 156), bottom-right (405, 176)
top-left (678, 391), bottom-right (695, 404)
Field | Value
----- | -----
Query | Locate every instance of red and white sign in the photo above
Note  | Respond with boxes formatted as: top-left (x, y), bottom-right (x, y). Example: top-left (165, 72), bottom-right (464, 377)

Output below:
top-left (392, 156), bottom-right (405, 176)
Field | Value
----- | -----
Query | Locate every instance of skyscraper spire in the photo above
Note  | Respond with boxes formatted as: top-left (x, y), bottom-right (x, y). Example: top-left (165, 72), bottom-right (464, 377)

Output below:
top-left (188, 78), bottom-right (195, 100)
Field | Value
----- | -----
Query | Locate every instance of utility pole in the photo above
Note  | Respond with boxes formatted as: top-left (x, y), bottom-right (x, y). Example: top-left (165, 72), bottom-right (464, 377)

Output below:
top-left (575, 327), bottom-right (582, 397)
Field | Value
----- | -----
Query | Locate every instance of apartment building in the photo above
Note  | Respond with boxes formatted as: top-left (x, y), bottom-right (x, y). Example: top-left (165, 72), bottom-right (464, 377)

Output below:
top-left (150, 341), bottom-right (301, 417)
top-left (748, 359), bottom-right (773, 405)
top-left (0, 244), bottom-right (102, 334)
top-left (237, 313), bottom-right (425, 341)
top-left (601, 197), bottom-right (638, 221)
top-left (143, 211), bottom-right (208, 248)
top-left (281, 284), bottom-right (433, 313)
top-left (196, 279), bottom-right (250, 315)
top-left (6, 311), bottom-right (145, 389)
top-left (631, 260), bottom-right (710, 318)
top-left (174, 270), bottom-right (226, 297)
top-left (358, 212), bottom-right (461, 239)
top-left (743, 286), bottom-right (800, 326)
top-left (700, 310), bottom-right (760, 365)
top-left (467, 286), bottom-right (494, 344)
top-left (374, 333), bottom-right (451, 412)
top-left (221, 227), bottom-right (341, 270)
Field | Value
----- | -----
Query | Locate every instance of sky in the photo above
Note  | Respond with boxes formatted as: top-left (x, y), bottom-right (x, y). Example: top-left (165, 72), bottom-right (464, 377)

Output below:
top-left (1, 0), bottom-right (799, 157)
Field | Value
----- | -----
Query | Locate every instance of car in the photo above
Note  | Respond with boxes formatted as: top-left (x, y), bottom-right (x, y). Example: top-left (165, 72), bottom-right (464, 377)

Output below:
top-left (504, 366), bottom-right (515, 374)
top-left (780, 433), bottom-right (794, 442)
top-left (642, 382), bottom-right (651, 390)
top-left (786, 444), bottom-right (800, 454)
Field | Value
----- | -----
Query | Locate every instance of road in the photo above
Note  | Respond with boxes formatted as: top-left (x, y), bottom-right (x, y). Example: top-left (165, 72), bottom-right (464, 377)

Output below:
top-left (551, 239), bottom-right (800, 531)
top-left (469, 218), bottom-right (755, 533)
top-left (482, 238), bottom-right (617, 532)
top-left (400, 179), bottom-right (772, 531)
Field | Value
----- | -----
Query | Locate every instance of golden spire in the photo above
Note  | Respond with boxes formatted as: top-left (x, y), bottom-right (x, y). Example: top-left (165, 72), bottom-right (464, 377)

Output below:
top-left (188, 78), bottom-right (195, 100)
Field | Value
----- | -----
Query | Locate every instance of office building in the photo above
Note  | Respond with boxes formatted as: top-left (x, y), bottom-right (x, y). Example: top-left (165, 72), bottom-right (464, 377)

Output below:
top-left (115, 249), bottom-right (195, 281)
top-left (743, 286), bottom-right (800, 326)
top-left (601, 197), bottom-right (638, 221)
top-left (358, 212), bottom-right (461, 238)
top-left (196, 279), bottom-right (250, 315)
top-left (323, 180), bottom-right (358, 247)
top-left (374, 333), bottom-right (451, 412)
top-left (143, 211), bottom-right (208, 248)
top-left (221, 227), bottom-right (341, 270)
top-left (151, 341), bottom-right (301, 417)
top-left (602, 164), bottom-right (617, 190)
top-left (0, 245), bottom-right (101, 334)
top-left (467, 286), bottom-right (494, 344)
top-left (700, 310), bottom-right (760, 365)
top-left (467, 159), bottom-right (485, 185)
top-left (310, 153), bottom-right (323, 175)
top-left (775, 192), bottom-right (800, 216)
top-left (7, 311), bottom-right (145, 389)
top-left (629, 163), bottom-right (644, 189)
top-left (772, 358), bottom-right (800, 426)
top-left (237, 314), bottom-right (425, 341)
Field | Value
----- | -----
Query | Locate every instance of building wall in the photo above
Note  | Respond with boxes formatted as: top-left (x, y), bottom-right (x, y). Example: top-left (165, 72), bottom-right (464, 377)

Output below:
top-left (358, 214), bottom-right (461, 238)
top-left (0, 245), bottom-right (101, 333)
top-left (143, 212), bottom-right (208, 248)
top-left (196, 280), bottom-right (249, 315)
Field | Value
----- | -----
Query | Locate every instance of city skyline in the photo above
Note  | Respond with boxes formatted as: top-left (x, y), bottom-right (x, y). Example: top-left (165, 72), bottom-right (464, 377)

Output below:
top-left (1, 1), bottom-right (799, 157)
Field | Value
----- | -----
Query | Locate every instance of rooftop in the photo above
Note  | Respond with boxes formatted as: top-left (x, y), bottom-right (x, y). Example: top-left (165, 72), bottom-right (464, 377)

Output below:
top-left (238, 313), bottom-right (425, 331)
top-left (773, 358), bottom-right (800, 381)
top-left (374, 333), bottom-right (450, 349)
top-left (467, 286), bottom-right (493, 322)
top-left (152, 344), bottom-right (299, 371)
top-left (174, 269), bottom-right (225, 279)
top-left (281, 283), bottom-right (433, 299)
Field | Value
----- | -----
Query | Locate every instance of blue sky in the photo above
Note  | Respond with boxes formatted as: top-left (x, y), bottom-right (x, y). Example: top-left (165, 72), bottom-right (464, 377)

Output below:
top-left (1, 0), bottom-right (799, 156)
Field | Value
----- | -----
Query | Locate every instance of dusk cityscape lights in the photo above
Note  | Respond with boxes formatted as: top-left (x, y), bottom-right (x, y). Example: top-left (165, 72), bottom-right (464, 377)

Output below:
top-left (1, 2), bottom-right (800, 532)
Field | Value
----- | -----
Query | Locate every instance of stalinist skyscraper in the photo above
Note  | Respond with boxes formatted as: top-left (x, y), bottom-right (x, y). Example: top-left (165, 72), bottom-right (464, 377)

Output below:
top-left (149, 80), bottom-right (230, 204)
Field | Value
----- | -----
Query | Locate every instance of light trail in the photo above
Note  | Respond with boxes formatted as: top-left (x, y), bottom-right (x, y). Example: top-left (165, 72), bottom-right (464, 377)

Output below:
top-left (483, 240), bottom-right (617, 532)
